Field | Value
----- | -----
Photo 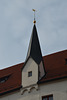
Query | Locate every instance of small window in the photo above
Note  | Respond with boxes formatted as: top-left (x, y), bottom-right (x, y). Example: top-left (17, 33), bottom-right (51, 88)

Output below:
top-left (28, 71), bottom-right (32, 77)
top-left (65, 59), bottom-right (67, 65)
top-left (42, 95), bottom-right (53, 100)
top-left (0, 75), bottom-right (10, 83)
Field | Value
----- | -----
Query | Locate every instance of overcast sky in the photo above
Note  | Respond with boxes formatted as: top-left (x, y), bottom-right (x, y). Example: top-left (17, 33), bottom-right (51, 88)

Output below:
top-left (0, 0), bottom-right (67, 69)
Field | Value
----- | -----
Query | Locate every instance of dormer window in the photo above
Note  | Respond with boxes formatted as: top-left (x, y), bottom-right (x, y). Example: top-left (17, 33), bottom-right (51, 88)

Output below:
top-left (65, 59), bottom-right (67, 65)
top-left (0, 75), bottom-right (11, 83)
top-left (28, 71), bottom-right (32, 77)
top-left (0, 79), bottom-right (6, 83)
top-left (0, 77), bottom-right (7, 83)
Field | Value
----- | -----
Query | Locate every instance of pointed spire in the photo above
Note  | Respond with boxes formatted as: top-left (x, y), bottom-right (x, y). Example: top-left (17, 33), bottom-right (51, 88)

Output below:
top-left (26, 24), bottom-right (43, 64)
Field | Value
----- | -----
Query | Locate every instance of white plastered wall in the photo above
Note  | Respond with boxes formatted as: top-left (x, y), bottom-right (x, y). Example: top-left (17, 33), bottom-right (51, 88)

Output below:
top-left (22, 58), bottom-right (38, 87)
top-left (39, 79), bottom-right (67, 100)
top-left (39, 61), bottom-right (45, 80)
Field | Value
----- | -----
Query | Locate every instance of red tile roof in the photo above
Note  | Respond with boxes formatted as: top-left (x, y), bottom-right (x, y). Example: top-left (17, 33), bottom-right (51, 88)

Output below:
top-left (0, 50), bottom-right (67, 95)
top-left (0, 63), bottom-right (24, 95)
top-left (38, 50), bottom-right (67, 83)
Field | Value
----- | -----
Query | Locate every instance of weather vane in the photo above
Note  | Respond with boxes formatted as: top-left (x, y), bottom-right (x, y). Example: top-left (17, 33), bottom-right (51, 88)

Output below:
top-left (32, 9), bottom-right (36, 24)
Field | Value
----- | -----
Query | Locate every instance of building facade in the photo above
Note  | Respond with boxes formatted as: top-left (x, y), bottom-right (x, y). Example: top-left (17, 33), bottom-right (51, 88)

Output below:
top-left (0, 24), bottom-right (67, 100)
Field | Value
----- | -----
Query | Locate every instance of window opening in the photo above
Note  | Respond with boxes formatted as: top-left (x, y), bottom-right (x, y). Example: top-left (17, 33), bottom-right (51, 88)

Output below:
top-left (65, 59), bottom-right (67, 65)
top-left (42, 95), bottom-right (53, 100)
top-left (28, 71), bottom-right (32, 77)
top-left (0, 75), bottom-right (11, 83)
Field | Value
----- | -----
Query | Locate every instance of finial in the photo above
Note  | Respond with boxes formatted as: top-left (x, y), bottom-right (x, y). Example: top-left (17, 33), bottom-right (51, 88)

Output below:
top-left (32, 9), bottom-right (36, 24)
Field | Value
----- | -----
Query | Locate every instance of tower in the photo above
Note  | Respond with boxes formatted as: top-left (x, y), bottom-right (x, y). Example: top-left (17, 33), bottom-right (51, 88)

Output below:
top-left (21, 11), bottom-right (46, 93)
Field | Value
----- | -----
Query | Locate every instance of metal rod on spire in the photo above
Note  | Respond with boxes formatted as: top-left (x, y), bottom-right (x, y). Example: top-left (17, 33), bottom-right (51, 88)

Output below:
top-left (32, 9), bottom-right (36, 24)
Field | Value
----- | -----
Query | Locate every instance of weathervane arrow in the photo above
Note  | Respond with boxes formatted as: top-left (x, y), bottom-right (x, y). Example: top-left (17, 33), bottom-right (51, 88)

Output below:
top-left (32, 9), bottom-right (36, 24)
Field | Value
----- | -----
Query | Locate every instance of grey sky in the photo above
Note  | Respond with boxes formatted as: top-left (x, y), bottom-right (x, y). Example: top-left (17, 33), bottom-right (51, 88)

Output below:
top-left (0, 0), bottom-right (67, 69)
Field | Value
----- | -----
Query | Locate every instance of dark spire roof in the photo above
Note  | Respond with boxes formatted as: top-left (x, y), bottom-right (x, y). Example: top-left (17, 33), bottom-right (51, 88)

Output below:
top-left (26, 24), bottom-right (43, 64)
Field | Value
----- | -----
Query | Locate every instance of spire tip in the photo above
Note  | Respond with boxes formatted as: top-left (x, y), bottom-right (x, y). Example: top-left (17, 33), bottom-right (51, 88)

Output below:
top-left (32, 9), bottom-right (36, 24)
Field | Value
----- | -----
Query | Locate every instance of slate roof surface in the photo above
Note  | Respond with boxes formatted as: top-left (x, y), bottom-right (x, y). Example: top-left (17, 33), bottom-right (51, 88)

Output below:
top-left (0, 50), bottom-right (67, 95)
top-left (26, 25), bottom-right (43, 64)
